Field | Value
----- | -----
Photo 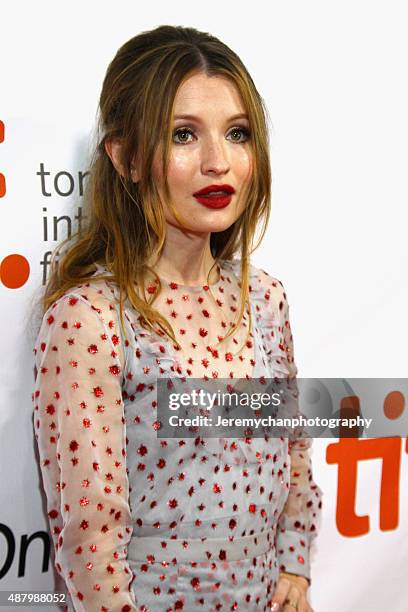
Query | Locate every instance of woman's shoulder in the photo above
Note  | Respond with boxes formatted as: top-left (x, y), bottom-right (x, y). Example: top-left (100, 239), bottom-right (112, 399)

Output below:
top-left (222, 257), bottom-right (287, 305)
top-left (34, 269), bottom-right (126, 366)
top-left (220, 258), bottom-right (292, 335)
top-left (40, 266), bottom-right (124, 338)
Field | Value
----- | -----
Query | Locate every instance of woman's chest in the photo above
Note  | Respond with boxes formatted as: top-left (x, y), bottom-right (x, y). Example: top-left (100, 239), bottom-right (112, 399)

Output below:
top-left (146, 284), bottom-right (259, 380)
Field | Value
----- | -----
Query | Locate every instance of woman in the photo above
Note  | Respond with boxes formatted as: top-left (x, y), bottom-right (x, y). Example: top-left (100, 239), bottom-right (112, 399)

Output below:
top-left (32, 25), bottom-right (322, 611)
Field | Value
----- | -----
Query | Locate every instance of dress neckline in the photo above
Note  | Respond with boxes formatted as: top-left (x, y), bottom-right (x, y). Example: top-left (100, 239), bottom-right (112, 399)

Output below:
top-left (155, 261), bottom-right (223, 290)
top-left (91, 258), bottom-right (269, 380)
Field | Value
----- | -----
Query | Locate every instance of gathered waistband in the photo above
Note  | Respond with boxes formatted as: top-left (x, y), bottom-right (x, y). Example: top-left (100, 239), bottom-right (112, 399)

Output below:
top-left (127, 527), bottom-right (276, 564)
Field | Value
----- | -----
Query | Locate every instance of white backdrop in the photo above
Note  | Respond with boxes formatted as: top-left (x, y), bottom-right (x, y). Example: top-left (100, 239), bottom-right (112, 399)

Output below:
top-left (1, 1), bottom-right (407, 610)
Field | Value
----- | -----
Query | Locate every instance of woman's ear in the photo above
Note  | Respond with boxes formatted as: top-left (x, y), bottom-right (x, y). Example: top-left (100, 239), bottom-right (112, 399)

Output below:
top-left (104, 138), bottom-right (124, 175)
top-left (104, 138), bottom-right (140, 182)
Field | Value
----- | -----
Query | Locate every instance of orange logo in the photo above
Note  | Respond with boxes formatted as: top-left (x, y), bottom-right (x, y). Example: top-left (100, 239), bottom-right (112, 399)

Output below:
top-left (327, 394), bottom-right (404, 536)
top-left (0, 254), bottom-right (30, 289)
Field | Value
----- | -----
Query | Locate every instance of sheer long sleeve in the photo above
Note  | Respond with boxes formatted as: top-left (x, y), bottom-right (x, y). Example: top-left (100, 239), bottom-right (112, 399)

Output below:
top-left (251, 267), bottom-right (323, 583)
top-left (273, 281), bottom-right (322, 582)
top-left (32, 290), bottom-right (137, 611)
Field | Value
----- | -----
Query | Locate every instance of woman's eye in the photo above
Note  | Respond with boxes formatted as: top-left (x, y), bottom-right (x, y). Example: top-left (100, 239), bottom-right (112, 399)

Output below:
top-left (172, 128), bottom-right (194, 144)
top-left (172, 125), bottom-right (250, 145)
top-left (227, 126), bottom-right (250, 142)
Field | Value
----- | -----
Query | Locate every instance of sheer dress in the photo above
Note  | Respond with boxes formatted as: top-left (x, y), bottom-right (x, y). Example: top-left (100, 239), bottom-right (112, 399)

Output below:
top-left (32, 258), bottom-right (322, 611)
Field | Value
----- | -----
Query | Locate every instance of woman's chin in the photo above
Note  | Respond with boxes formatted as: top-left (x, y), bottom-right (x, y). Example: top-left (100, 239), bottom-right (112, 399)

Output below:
top-left (166, 210), bottom-right (240, 234)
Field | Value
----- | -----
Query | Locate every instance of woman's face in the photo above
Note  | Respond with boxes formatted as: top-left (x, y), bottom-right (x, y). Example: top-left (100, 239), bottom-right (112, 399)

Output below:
top-left (152, 72), bottom-right (253, 234)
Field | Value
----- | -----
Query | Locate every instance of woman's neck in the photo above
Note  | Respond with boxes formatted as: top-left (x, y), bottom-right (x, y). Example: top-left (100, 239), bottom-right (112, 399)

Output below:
top-left (148, 225), bottom-right (218, 285)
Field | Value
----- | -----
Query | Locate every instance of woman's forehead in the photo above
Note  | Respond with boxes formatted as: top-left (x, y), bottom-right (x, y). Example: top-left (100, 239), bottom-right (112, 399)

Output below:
top-left (173, 73), bottom-right (247, 118)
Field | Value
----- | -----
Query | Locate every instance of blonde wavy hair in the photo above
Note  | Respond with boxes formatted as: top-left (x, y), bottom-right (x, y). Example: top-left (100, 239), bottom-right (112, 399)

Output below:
top-left (40, 25), bottom-right (272, 352)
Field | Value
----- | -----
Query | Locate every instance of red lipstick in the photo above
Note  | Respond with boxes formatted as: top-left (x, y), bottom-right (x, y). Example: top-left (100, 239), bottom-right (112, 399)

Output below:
top-left (193, 184), bottom-right (235, 209)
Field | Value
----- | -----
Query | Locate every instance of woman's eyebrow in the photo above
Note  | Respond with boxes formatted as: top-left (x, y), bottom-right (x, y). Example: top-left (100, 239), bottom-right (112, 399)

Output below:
top-left (173, 113), bottom-right (249, 122)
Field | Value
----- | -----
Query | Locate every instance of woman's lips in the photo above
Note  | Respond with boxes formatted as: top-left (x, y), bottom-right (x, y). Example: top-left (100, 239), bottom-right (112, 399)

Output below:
top-left (193, 193), bottom-right (233, 209)
top-left (193, 184), bottom-right (235, 208)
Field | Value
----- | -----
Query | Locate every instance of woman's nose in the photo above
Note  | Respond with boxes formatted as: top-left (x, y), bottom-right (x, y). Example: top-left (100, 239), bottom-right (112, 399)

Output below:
top-left (200, 139), bottom-right (230, 175)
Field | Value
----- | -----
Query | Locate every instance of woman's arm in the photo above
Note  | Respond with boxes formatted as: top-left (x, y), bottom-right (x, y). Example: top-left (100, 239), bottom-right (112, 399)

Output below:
top-left (276, 436), bottom-right (322, 582)
top-left (33, 291), bottom-right (137, 611)
top-left (257, 271), bottom-right (323, 583)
